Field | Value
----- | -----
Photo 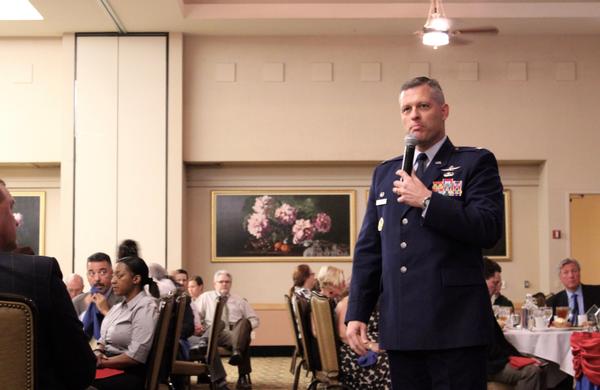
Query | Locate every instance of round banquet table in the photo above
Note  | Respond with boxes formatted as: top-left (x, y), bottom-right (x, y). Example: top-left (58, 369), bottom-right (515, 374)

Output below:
top-left (503, 327), bottom-right (575, 376)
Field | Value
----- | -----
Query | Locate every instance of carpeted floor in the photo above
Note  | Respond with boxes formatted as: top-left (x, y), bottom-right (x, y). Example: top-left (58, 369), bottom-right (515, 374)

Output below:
top-left (191, 356), bottom-right (313, 389)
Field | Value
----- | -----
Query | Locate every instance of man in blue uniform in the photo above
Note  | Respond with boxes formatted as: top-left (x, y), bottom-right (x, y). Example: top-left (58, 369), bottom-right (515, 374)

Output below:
top-left (345, 77), bottom-right (504, 390)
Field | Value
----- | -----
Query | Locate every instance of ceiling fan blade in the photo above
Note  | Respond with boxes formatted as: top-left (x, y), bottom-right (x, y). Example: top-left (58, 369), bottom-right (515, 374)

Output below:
top-left (450, 36), bottom-right (471, 46)
top-left (452, 27), bottom-right (499, 35)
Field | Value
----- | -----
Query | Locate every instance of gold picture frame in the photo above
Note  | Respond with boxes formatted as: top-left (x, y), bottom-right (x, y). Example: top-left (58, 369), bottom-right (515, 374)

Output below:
top-left (483, 189), bottom-right (512, 261)
top-left (12, 191), bottom-right (46, 256)
top-left (211, 189), bottom-right (356, 262)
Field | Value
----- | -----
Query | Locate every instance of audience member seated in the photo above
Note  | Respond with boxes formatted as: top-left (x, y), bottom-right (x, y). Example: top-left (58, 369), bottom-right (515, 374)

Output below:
top-left (188, 275), bottom-right (204, 303)
top-left (194, 270), bottom-right (260, 390)
top-left (336, 296), bottom-right (390, 389)
top-left (488, 319), bottom-right (546, 390)
top-left (149, 262), bottom-right (178, 297)
top-left (91, 256), bottom-right (160, 390)
top-left (547, 258), bottom-right (600, 325)
top-left (289, 264), bottom-right (316, 301)
top-left (0, 179), bottom-right (96, 389)
top-left (484, 257), bottom-right (514, 309)
top-left (187, 275), bottom-right (205, 349)
top-left (73, 252), bottom-right (123, 341)
top-left (66, 272), bottom-right (85, 298)
top-left (317, 265), bottom-right (348, 302)
top-left (172, 268), bottom-right (190, 289)
top-left (117, 238), bottom-right (139, 259)
top-left (288, 264), bottom-right (321, 371)
top-left (533, 292), bottom-right (548, 307)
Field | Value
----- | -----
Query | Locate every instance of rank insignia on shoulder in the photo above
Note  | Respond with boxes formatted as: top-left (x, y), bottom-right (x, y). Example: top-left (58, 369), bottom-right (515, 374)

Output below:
top-left (432, 179), bottom-right (463, 197)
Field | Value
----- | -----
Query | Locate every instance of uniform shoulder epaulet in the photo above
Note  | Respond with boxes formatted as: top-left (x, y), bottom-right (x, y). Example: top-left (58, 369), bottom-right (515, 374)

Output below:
top-left (453, 146), bottom-right (487, 153)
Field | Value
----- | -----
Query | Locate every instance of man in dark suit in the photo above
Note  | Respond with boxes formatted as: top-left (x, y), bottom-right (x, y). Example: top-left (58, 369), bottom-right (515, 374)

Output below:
top-left (0, 180), bottom-right (96, 390)
top-left (484, 257), bottom-right (514, 309)
top-left (547, 258), bottom-right (600, 324)
top-left (345, 77), bottom-right (504, 390)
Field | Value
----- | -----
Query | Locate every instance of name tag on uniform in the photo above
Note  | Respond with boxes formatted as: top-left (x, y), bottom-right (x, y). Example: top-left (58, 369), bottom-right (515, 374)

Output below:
top-left (376, 198), bottom-right (387, 206)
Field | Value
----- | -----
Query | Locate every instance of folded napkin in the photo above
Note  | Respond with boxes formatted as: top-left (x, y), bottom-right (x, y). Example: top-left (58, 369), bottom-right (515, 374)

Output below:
top-left (82, 286), bottom-right (103, 340)
top-left (95, 368), bottom-right (125, 379)
top-left (357, 350), bottom-right (378, 367)
top-left (509, 355), bottom-right (538, 369)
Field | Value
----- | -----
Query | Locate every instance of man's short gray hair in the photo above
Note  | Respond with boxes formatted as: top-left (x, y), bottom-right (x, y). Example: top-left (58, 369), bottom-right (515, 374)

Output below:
top-left (558, 258), bottom-right (581, 273)
top-left (400, 76), bottom-right (446, 105)
top-left (214, 269), bottom-right (232, 282)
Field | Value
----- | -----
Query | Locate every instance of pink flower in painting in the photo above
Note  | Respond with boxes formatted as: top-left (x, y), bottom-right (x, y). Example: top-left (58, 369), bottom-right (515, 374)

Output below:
top-left (274, 203), bottom-right (297, 225)
top-left (313, 212), bottom-right (332, 233)
top-left (292, 219), bottom-right (315, 244)
top-left (247, 212), bottom-right (269, 239)
top-left (13, 212), bottom-right (23, 227)
top-left (252, 196), bottom-right (275, 214)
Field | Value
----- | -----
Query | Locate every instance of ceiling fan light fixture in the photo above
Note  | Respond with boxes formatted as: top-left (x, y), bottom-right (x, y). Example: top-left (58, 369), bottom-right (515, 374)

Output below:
top-left (422, 30), bottom-right (449, 48)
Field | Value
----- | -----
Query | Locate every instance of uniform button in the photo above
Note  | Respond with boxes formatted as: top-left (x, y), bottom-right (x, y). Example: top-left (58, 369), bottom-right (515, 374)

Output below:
top-left (400, 266), bottom-right (407, 273)
top-left (402, 218), bottom-right (408, 225)
top-left (400, 242), bottom-right (407, 249)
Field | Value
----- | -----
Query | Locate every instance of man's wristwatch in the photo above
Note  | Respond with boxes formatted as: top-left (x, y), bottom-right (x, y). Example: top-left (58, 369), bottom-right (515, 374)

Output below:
top-left (422, 196), bottom-right (431, 209)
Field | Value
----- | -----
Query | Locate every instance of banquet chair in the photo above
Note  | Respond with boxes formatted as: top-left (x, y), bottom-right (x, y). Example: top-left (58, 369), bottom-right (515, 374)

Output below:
top-left (170, 293), bottom-right (226, 390)
top-left (310, 291), bottom-right (349, 390)
top-left (0, 293), bottom-right (38, 390)
top-left (145, 295), bottom-right (175, 390)
top-left (285, 294), bottom-right (305, 390)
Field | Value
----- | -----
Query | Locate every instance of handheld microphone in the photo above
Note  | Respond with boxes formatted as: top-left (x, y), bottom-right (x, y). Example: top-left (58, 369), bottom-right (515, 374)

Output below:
top-left (401, 134), bottom-right (418, 174)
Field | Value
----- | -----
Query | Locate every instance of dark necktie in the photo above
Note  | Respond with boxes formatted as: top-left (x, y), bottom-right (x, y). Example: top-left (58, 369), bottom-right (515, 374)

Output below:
top-left (415, 153), bottom-right (428, 179)
top-left (571, 293), bottom-right (579, 325)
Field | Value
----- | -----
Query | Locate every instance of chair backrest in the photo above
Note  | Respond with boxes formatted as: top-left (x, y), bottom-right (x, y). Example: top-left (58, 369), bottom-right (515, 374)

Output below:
top-left (0, 293), bottom-right (37, 390)
top-left (170, 292), bottom-right (189, 365)
top-left (146, 295), bottom-right (175, 390)
top-left (284, 294), bottom-right (303, 357)
top-left (292, 294), bottom-right (316, 372)
top-left (310, 291), bottom-right (340, 378)
top-left (206, 295), bottom-right (226, 367)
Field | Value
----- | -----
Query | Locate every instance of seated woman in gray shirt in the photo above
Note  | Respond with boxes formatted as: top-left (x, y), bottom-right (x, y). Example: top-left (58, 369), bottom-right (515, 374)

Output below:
top-left (92, 256), bottom-right (160, 390)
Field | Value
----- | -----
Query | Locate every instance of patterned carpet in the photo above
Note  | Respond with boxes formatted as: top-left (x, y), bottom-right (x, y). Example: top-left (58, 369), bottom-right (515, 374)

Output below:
top-left (191, 356), bottom-right (313, 390)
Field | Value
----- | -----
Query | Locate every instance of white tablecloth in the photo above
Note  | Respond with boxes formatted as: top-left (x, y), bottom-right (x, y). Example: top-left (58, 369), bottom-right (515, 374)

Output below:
top-left (504, 328), bottom-right (574, 376)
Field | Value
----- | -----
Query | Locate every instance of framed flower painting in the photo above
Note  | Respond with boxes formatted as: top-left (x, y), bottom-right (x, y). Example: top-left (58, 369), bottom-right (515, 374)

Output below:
top-left (211, 189), bottom-right (356, 262)
top-left (482, 189), bottom-right (512, 261)
top-left (12, 191), bottom-right (46, 256)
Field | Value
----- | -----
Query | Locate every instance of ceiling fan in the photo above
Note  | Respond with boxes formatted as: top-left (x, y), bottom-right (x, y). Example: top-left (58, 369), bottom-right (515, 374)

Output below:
top-left (416, 0), bottom-right (499, 49)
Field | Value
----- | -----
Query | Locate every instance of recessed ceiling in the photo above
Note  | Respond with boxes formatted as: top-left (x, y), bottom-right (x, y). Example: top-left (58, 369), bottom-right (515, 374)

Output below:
top-left (1, 0), bottom-right (599, 37)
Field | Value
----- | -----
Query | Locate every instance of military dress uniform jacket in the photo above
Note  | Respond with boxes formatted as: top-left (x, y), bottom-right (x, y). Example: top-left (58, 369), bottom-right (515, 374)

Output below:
top-left (346, 137), bottom-right (504, 351)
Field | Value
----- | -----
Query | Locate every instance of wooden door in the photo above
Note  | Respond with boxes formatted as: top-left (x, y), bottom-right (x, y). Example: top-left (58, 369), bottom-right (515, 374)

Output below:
top-left (570, 194), bottom-right (600, 284)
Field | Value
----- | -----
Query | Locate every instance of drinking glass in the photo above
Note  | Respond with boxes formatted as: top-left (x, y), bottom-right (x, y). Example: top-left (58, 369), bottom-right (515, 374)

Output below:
top-left (492, 305), bottom-right (500, 318)
top-left (510, 312), bottom-right (521, 328)
top-left (555, 306), bottom-right (569, 320)
top-left (498, 307), bottom-right (511, 323)
top-left (542, 307), bottom-right (553, 326)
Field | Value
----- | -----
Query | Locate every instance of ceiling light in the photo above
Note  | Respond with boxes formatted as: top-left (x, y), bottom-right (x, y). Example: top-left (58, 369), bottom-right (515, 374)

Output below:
top-left (422, 30), bottom-right (449, 49)
top-left (0, 0), bottom-right (43, 20)
top-left (422, 0), bottom-right (450, 49)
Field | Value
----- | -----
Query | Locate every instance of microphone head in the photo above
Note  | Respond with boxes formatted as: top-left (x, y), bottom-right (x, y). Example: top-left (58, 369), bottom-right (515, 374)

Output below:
top-left (404, 133), bottom-right (418, 147)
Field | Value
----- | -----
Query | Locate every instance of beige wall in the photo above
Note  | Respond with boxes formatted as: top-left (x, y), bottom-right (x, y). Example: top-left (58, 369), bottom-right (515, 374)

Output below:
top-left (0, 38), bottom-right (63, 163)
